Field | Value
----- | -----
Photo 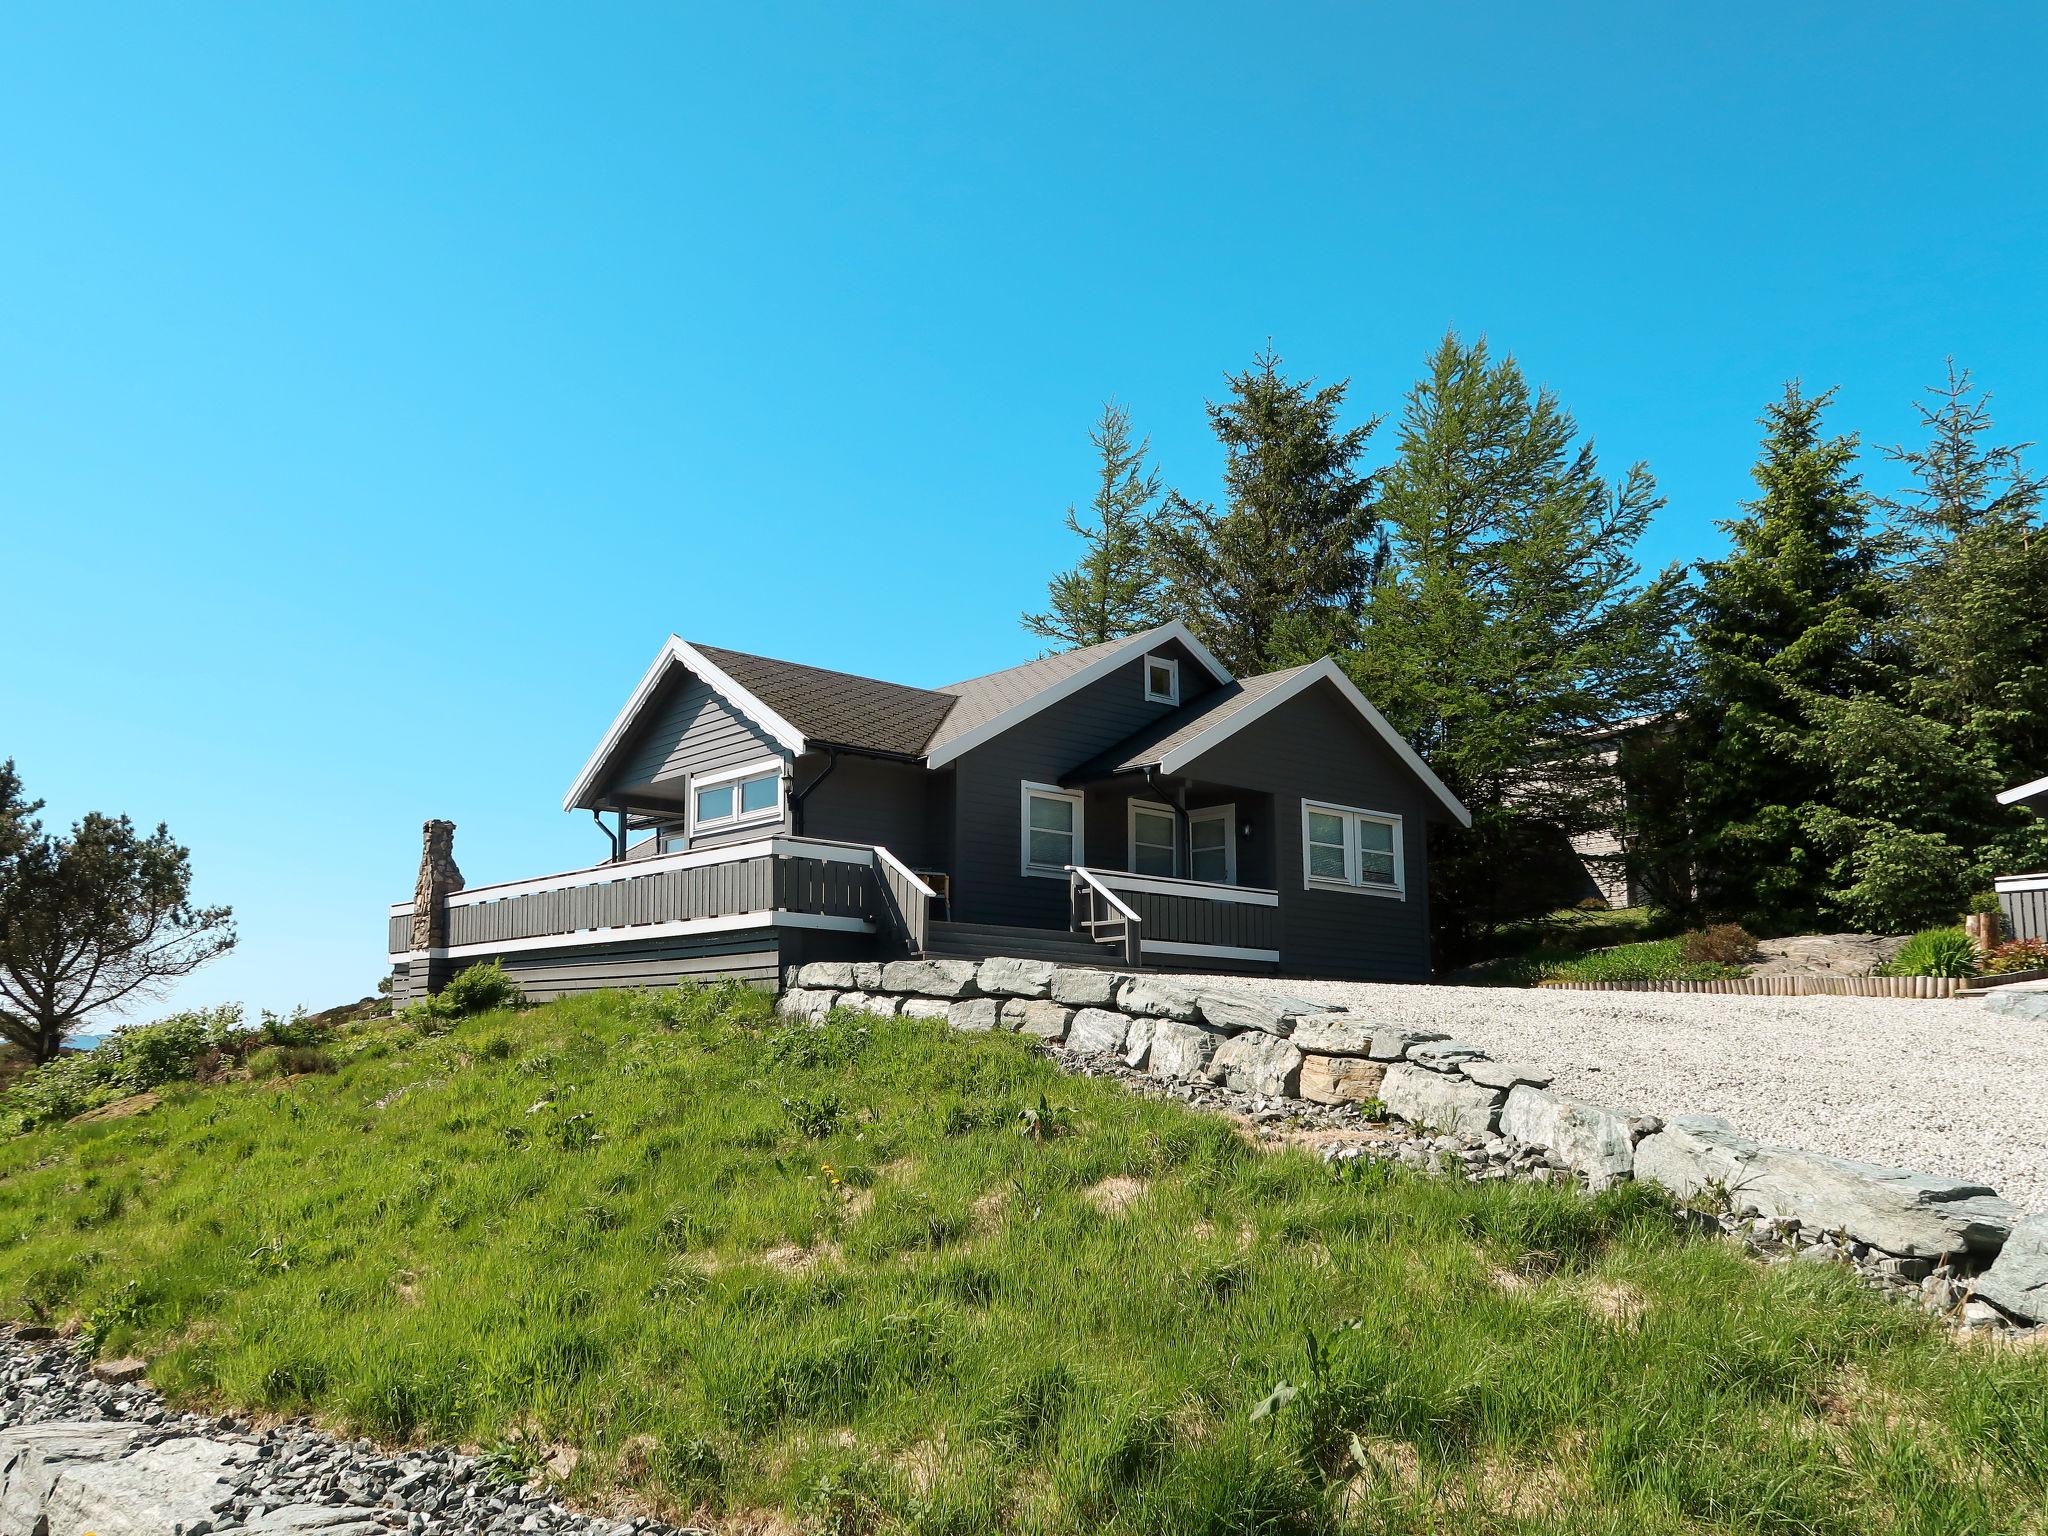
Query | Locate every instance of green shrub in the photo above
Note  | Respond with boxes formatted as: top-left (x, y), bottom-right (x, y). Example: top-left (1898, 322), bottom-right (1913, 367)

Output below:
top-left (1679, 923), bottom-right (1758, 967)
top-left (437, 961), bottom-right (524, 1017)
top-left (0, 1005), bottom-right (251, 1134)
top-left (1968, 891), bottom-right (2005, 916)
top-left (257, 1007), bottom-right (334, 1048)
top-left (248, 1046), bottom-right (339, 1080)
top-left (1882, 927), bottom-right (1979, 979)
top-left (1983, 938), bottom-right (2048, 976)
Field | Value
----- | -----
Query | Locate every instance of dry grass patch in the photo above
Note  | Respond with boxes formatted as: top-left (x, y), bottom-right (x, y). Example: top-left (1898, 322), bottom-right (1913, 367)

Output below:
top-left (1082, 1175), bottom-right (1149, 1215)
top-left (758, 1242), bottom-right (837, 1274)
top-left (1583, 1277), bottom-right (1648, 1327)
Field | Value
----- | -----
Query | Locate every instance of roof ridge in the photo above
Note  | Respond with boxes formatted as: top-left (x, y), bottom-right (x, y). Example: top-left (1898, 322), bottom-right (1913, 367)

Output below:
top-left (689, 641), bottom-right (954, 701)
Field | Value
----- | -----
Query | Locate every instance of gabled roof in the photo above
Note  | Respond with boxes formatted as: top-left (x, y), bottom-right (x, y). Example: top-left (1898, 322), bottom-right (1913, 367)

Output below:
top-left (924, 621), bottom-right (1231, 766)
top-left (1067, 658), bottom-right (1473, 826)
top-left (2001, 774), bottom-right (2048, 811)
top-left (691, 644), bottom-right (958, 759)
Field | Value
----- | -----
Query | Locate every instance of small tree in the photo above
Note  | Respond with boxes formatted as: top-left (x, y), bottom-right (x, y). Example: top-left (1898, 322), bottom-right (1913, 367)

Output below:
top-left (0, 760), bottom-right (236, 1062)
top-left (1024, 400), bottom-right (1166, 649)
top-left (1152, 347), bottom-right (1380, 674)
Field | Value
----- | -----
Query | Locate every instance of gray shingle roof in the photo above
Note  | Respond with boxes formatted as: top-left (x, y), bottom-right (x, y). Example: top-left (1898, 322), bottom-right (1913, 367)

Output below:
top-left (690, 644), bottom-right (959, 758)
top-left (1064, 664), bottom-right (1314, 780)
top-left (925, 624), bottom-right (1184, 754)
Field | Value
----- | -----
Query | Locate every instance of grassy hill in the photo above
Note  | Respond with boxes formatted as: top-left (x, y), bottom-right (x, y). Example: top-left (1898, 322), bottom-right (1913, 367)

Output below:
top-left (3, 985), bottom-right (2044, 1534)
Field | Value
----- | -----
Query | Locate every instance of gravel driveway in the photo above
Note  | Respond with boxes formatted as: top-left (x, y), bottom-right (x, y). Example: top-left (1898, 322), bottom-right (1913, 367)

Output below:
top-left (1160, 976), bottom-right (2048, 1213)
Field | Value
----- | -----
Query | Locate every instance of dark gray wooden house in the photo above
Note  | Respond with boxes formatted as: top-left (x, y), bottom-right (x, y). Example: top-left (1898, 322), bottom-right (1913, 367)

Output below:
top-left (387, 623), bottom-right (1469, 1000)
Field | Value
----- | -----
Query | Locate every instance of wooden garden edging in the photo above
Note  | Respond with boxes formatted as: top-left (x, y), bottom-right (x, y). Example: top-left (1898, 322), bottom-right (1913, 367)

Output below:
top-left (1536, 975), bottom-right (1964, 998)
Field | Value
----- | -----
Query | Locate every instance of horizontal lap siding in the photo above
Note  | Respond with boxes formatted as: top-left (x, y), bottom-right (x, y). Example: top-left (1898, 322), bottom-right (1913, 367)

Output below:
top-left (605, 671), bottom-right (792, 842)
top-left (1179, 683), bottom-right (1435, 982)
top-left (800, 755), bottom-right (936, 867)
top-left (446, 856), bottom-right (777, 947)
top-left (476, 932), bottom-right (782, 999)
top-left (952, 642), bottom-right (1218, 931)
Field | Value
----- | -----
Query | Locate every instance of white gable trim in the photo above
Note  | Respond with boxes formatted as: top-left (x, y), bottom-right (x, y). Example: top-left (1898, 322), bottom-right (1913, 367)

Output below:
top-left (1158, 658), bottom-right (1472, 827)
top-left (924, 621), bottom-right (1231, 770)
top-left (562, 636), bottom-right (808, 811)
top-left (1999, 774), bottom-right (2048, 807)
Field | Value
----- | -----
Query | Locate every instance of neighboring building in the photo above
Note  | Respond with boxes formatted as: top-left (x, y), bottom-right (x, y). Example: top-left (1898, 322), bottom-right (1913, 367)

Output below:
top-left (1996, 773), bottom-right (2048, 941)
top-left (387, 622), bottom-right (1470, 998)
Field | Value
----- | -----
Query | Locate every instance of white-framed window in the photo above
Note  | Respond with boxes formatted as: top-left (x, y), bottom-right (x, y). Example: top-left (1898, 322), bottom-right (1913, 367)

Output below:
top-left (1128, 799), bottom-right (1178, 877)
top-left (1189, 804), bottom-right (1236, 885)
top-left (1142, 653), bottom-right (1179, 705)
top-left (1020, 782), bottom-right (1084, 878)
top-left (687, 758), bottom-right (785, 838)
top-left (1301, 798), bottom-right (1404, 897)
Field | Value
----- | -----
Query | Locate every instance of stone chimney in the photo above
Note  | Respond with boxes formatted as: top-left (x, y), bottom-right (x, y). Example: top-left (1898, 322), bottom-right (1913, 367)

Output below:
top-left (410, 819), bottom-right (465, 951)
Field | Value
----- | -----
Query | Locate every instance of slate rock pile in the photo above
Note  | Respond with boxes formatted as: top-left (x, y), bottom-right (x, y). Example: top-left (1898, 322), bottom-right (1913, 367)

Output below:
top-left (784, 955), bottom-right (2048, 1332)
top-left (0, 1331), bottom-right (695, 1536)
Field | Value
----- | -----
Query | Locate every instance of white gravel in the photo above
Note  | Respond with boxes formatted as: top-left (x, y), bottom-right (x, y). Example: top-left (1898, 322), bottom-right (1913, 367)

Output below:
top-left (1162, 976), bottom-right (2048, 1213)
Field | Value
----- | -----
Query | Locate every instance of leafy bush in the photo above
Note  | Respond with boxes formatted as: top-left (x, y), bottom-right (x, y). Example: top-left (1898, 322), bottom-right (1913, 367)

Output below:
top-left (1969, 891), bottom-right (2005, 917)
top-left (1882, 927), bottom-right (1979, 979)
top-left (1, 1005), bottom-right (251, 1132)
top-left (1679, 923), bottom-right (1757, 967)
top-left (257, 1006), bottom-right (335, 1048)
top-left (1983, 938), bottom-right (2048, 977)
top-left (401, 961), bottom-right (526, 1029)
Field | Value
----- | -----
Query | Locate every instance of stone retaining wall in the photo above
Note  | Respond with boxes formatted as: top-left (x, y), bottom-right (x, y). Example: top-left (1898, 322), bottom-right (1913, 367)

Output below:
top-left (781, 956), bottom-right (2047, 1326)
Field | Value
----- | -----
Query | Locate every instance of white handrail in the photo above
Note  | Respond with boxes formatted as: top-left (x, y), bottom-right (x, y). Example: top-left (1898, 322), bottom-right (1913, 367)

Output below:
top-left (1068, 865), bottom-right (1140, 924)
top-left (873, 844), bottom-right (938, 900)
top-left (405, 835), bottom-right (875, 912)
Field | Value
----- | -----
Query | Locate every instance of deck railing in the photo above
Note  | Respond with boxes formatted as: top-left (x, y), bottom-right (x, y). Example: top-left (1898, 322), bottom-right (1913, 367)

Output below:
top-left (389, 836), bottom-right (930, 964)
top-left (1068, 867), bottom-right (1280, 966)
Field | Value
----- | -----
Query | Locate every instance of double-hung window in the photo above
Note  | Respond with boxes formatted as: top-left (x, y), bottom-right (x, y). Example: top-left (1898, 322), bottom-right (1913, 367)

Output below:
top-left (1128, 800), bottom-right (1178, 877)
top-left (1301, 799), bottom-right (1404, 896)
top-left (1021, 782), bottom-right (1084, 878)
top-left (688, 759), bottom-right (784, 838)
top-left (1188, 805), bottom-right (1236, 884)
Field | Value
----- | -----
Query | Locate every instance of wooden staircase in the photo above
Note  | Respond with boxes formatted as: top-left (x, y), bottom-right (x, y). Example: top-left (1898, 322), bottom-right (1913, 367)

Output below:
top-left (922, 920), bottom-right (1119, 967)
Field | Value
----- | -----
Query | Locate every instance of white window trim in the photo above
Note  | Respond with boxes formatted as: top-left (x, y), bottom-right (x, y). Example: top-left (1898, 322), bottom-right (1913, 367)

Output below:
top-left (1020, 781), bottom-right (1085, 879)
top-left (1301, 797), bottom-right (1405, 899)
top-left (1188, 803), bottom-right (1237, 886)
top-left (686, 757), bottom-right (786, 839)
top-left (1127, 798), bottom-right (1180, 878)
top-left (1142, 653), bottom-right (1180, 705)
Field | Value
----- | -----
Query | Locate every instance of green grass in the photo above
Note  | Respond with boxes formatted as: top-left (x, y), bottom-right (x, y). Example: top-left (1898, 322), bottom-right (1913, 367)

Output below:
top-left (1536, 937), bottom-right (1747, 986)
top-left (2, 985), bottom-right (2042, 1534)
top-left (1458, 908), bottom-right (1743, 986)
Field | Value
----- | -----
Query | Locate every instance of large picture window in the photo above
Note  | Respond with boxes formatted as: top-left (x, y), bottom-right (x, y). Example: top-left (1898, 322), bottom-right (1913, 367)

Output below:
top-left (1021, 782), bottom-right (1084, 878)
top-left (687, 759), bottom-right (785, 838)
top-left (1300, 799), bottom-right (1404, 897)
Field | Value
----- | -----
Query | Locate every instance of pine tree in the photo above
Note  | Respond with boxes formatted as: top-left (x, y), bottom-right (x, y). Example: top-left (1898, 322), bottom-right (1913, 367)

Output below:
top-left (1880, 362), bottom-right (2048, 782)
top-left (1023, 400), bottom-right (1166, 650)
top-left (1350, 333), bottom-right (1687, 947)
top-left (1681, 382), bottom-right (1889, 929)
top-left (1152, 348), bottom-right (1379, 674)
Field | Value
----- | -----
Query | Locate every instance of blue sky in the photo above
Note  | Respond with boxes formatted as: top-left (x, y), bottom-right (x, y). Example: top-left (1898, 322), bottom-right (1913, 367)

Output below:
top-left (4, 3), bottom-right (2044, 1023)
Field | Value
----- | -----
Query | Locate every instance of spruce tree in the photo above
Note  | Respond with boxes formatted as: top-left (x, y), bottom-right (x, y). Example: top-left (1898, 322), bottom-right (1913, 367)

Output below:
top-left (1023, 400), bottom-right (1167, 650)
top-left (1152, 348), bottom-right (1379, 674)
top-left (1880, 362), bottom-right (2048, 782)
top-left (1350, 333), bottom-right (1686, 947)
top-left (1682, 383), bottom-right (1888, 929)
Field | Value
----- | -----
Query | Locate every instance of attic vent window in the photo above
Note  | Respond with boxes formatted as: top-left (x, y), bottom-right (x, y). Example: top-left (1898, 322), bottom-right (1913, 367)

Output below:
top-left (1143, 654), bottom-right (1179, 705)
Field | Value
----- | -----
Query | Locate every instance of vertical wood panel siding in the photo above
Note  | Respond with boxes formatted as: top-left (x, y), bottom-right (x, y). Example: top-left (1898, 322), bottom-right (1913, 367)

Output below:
top-left (949, 641), bottom-right (1218, 931)
top-left (1176, 682), bottom-right (1437, 981)
top-left (388, 913), bottom-right (411, 953)
top-left (1110, 887), bottom-right (1278, 951)
top-left (2004, 888), bottom-right (2048, 943)
top-left (876, 858), bottom-right (932, 957)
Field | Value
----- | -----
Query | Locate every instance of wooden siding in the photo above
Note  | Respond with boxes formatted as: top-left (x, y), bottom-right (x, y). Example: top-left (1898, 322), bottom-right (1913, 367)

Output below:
top-left (605, 669), bottom-right (787, 806)
top-left (475, 931), bottom-right (782, 999)
top-left (388, 911), bottom-right (411, 953)
top-left (446, 855), bottom-right (779, 948)
top-left (1178, 681), bottom-right (1437, 981)
top-left (800, 753), bottom-right (934, 865)
top-left (1100, 882), bottom-right (1279, 952)
top-left (948, 639), bottom-right (1218, 930)
top-left (2003, 885), bottom-right (2048, 942)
